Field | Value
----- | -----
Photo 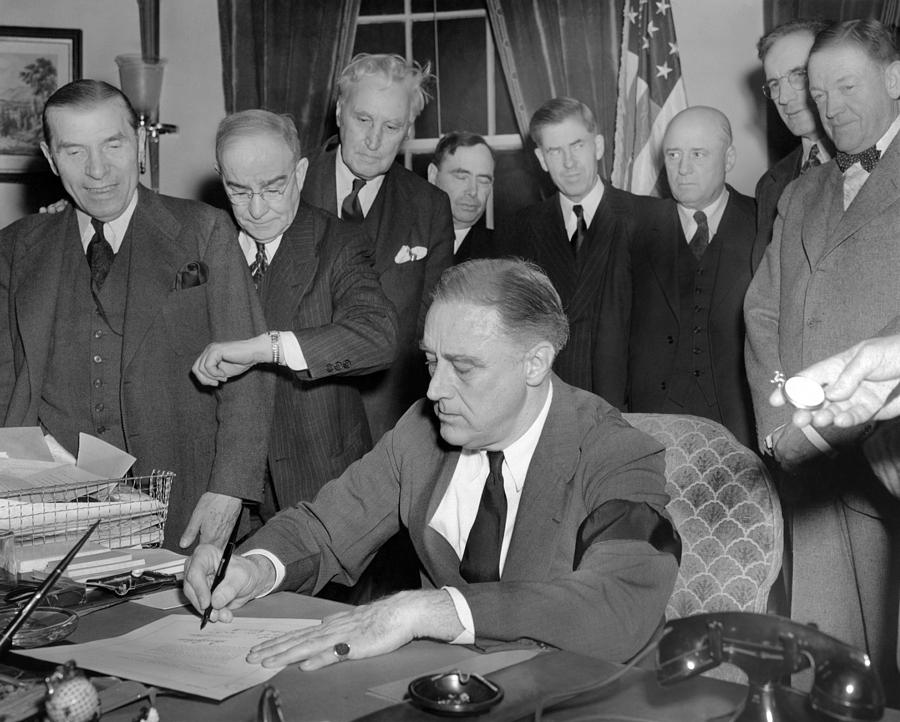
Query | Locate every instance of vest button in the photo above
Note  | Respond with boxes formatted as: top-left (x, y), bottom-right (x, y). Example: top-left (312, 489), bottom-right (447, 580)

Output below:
top-left (93, 378), bottom-right (102, 388)
top-left (93, 355), bottom-right (103, 364)
top-left (94, 329), bottom-right (103, 339)
top-left (666, 335), bottom-right (674, 344)
top-left (96, 426), bottom-right (107, 434)
top-left (693, 369), bottom-right (702, 377)
top-left (95, 403), bottom-right (104, 412)
top-left (693, 347), bottom-right (701, 354)
top-left (660, 381), bottom-right (667, 391)
top-left (692, 326), bottom-right (702, 334)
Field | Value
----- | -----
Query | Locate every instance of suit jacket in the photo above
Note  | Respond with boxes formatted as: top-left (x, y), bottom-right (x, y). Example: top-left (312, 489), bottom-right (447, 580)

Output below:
top-left (628, 188), bottom-right (758, 448)
top-left (0, 186), bottom-right (273, 549)
top-left (248, 378), bottom-right (680, 662)
top-left (260, 201), bottom-right (398, 506)
top-left (752, 145), bottom-right (802, 270)
top-left (744, 134), bottom-right (900, 686)
top-left (492, 185), bottom-right (639, 407)
top-left (455, 224), bottom-right (493, 263)
top-left (301, 141), bottom-right (454, 439)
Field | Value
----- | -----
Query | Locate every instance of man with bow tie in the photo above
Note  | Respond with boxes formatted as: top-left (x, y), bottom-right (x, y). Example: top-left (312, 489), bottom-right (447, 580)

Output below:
top-left (0, 80), bottom-right (272, 552)
top-left (745, 18), bottom-right (900, 696)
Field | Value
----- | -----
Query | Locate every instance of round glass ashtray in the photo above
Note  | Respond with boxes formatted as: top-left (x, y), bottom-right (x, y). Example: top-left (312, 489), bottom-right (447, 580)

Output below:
top-left (408, 670), bottom-right (503, 716)
top-left (0, 607), bottom-right (78, 648)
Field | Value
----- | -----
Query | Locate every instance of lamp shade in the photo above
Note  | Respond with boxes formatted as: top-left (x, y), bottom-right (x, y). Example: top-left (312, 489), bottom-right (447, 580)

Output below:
top-left (115, 54), bottom-right (166, 119)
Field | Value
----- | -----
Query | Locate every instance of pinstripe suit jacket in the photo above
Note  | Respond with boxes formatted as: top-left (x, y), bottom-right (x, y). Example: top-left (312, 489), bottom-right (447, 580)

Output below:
top-left (492, 185), bottom-right (638, 408)
top-left (454, 224), bottom-right (493, 263)
top-left (259, 201), bottom-right (398, 505)
top-left (246, 378), bottom-right (679, 662)
top-left (300, 140), bottom-right (453, 440)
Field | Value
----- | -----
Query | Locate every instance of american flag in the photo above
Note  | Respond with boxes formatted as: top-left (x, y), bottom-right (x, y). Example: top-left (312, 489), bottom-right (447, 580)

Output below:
top-left (612, 0), bottom-right (688, 196)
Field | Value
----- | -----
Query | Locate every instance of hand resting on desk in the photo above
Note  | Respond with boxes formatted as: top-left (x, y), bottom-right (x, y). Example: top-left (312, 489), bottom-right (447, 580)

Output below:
top-left (183, 544), bottom-right (464, 670)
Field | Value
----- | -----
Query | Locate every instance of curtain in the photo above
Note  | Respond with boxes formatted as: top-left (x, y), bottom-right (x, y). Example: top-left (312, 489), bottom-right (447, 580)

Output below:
top-left (485, 0), bottom-right (624, 178)
top-left (217, 0), bottom-right (361, 154)
top-left (764, 0), bottom-right (893, 32)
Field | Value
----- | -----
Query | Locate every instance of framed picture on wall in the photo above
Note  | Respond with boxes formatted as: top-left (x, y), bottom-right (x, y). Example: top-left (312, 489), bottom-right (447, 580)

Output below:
top-left (0, 26), bottom-right (82, 177)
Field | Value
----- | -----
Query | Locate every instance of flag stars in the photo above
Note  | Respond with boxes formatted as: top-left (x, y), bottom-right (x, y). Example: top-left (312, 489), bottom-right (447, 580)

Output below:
top-left (656, 0), bottom-right (670, 14)
top-left (646, 20), bottom-right (659, 36)
top-left (627, 9), bottom-right (638, 24)
top-left (669, 41), bottom-right (679, 55)
top-left (656, 62), bottom-right (673, 79)
top-left (642, 36), bottom-right (650, 50)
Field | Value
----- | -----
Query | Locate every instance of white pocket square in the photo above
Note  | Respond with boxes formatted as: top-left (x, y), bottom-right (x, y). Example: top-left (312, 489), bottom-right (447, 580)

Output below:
top-left (394, 245), bottom-right (428, 264)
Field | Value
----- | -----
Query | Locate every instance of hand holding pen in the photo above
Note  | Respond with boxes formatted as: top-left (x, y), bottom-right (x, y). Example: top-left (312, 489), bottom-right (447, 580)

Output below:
top-left (200, 518), bottom-right (241, 630)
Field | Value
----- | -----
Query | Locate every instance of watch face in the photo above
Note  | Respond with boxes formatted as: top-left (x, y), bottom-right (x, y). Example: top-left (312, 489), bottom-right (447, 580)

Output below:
top-left (784, 376), bottom-right (826, 410)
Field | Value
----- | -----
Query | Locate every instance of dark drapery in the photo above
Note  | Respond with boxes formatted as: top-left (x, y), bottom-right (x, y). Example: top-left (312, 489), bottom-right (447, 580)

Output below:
top-left (217, 0), bottom-right (360, 153)
top-left (764, 0), bottom-right (896, 31)
top-left (485, 0), bottom-right (624, 178)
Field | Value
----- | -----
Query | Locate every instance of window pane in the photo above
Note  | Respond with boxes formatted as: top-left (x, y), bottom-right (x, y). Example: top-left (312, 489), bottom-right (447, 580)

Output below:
top-left (411, 0), bottom-right (484, 11)
top-left (413, 17), bottom-right (487, 136)
top-left (359, 0), bottom-right (404, 14)
top-left (494, 52), bottom-right (518, 134)
top-left (354, 22), bottom-right (406, 56)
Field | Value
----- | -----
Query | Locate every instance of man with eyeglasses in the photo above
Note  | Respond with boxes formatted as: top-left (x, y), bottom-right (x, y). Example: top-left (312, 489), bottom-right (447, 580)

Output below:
top-left (745, 19), bottom-right (900, 696)
top-left (0, 80), bottom-right (272, 552)
top-left (753, 19), bottom-right (831, 266)
top-left (192, 110), bottom-right (397, 518)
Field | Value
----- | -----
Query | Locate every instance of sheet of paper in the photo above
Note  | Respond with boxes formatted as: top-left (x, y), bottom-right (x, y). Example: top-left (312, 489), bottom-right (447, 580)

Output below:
top-left (367, 648), bottom-right (543, 702)
top-left (20, 615), bottom-right (320, 700)
top-left (75, 433), bottom-right (136, 479)
top-left (132, 587), bottom-right (190, 610)
top-left (0, 427), bottom-right (54, 461)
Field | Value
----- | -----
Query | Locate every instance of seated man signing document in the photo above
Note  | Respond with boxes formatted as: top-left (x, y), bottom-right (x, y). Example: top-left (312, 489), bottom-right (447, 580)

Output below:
top-left (184, 258), bottom-right (681, 670)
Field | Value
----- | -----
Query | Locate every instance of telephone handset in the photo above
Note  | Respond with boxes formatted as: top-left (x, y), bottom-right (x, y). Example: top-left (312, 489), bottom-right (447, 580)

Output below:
top-left (657, 612), bottom-right (884, 722)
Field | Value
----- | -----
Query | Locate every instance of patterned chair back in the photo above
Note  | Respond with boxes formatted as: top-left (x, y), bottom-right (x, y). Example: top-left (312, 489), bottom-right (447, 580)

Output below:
top-left (623, 413), bottom-right (783, 620)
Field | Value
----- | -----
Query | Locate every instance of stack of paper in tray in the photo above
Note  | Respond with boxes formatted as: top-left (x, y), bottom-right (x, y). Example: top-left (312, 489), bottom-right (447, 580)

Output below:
top-left (17, 540), bottom-right (185, 581)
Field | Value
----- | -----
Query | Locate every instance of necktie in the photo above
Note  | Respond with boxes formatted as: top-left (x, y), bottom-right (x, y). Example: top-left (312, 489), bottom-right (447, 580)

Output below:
top-left (799, 143), bottom-right (821, 174)
top-left (835, 145), bottom-right (881, 173)
top-left (341, 177), bottom-right (367, 223)
top-left (87, 218), bottom-right (115, 289)
top-left (250, 241), bottom-right (268, 291)
top-left (570, 204), bottom-right (587, 253)
top-left (460, 451), bottom-right (507, 583)
top-left (689, 210), bottom-right (709, 261)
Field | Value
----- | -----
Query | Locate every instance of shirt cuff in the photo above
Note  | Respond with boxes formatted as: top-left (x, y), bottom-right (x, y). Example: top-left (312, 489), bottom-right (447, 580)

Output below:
top-left (442, 586), bottom-right (475, 644)
top-left (280, 331), bottom-right (308, 371)
top-left (242, 549), bottom-right (285, 597)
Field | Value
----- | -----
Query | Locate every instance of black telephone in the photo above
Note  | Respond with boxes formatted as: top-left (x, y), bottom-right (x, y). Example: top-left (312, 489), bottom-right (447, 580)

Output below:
top-left (657, 612), bottom-right (884, 722)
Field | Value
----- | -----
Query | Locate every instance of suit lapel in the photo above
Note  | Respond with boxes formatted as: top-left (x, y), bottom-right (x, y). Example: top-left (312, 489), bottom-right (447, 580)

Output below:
top-left (122, 187), bottom-right (185, 369)
top-left (534, 199), bottom-right (576, 304)
top-left (262, 205), bottom-right (319, 328)
top-left (801, 165), bottom-right (844, 269)
top-left (302, 141), bottom-right (340, 216)
top-left (569, 195), bottom-right (615, 321)
top-left (365, 165), bottom-right (412, 273)
top-left (502, 382), bottom-right (579, 581)
top-left (710, 191), bottom-right (752, 309)
top-left (14, 210), bottom-right (75, 405)
top-left (418, 448), bottom-right (466, 581)
top-left (647, 201), bottom-right (680, 320)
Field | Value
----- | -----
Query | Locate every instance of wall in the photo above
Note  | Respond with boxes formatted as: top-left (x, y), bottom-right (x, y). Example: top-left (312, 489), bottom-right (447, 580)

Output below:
top-left (0, 0), bottom-right (223, 227)
top-left (673, 0), bottom-right (767, 196)
top-left (0, 0), bottom-right (768, 225)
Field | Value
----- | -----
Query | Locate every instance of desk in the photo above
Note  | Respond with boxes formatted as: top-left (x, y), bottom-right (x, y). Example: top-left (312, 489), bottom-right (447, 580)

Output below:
top-left (14, 594), bottom-right (900, 722)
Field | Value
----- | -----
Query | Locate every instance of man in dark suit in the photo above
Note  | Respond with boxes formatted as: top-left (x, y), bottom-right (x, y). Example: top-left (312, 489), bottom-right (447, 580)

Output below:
top-left (191, 110), bottom-right (397, 515)
top-left (0, 80), bottom-right (271, 551)
top-left (184, 258), bottom-right (680, 669)
top-left (300, 53), bottom-right (453, 441)
top-left (753, 19), bottom-right (831, 266)
top-left (492, 97), bottom-right (635, 407)
top-left (745, 20), bottom-right (900, 693)
top-left (427, 131), bottom-right (494, 262)
top-left (629, 106), bottom-right (757, 449)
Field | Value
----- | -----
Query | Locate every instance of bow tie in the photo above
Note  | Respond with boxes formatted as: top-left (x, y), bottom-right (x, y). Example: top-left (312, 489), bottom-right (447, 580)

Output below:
top-left (835, 145), bottom-right (881, 173)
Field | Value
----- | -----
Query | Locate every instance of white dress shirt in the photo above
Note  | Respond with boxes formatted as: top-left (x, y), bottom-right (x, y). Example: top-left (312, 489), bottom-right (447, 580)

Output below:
top-left (237, 230), bottom-right (306, 371)
top-left (77, 191), bottom-right (138, 253)
top-left (842, 112), bottom-right (900, 209)
top-left (453, 227), bottom-right (472, 255)
top-left (559, 178), bottom-right (604, 240)
top-left (335, 147), bottom-right (386, 219)
top-left (676, 186), bottom-right (729, 244)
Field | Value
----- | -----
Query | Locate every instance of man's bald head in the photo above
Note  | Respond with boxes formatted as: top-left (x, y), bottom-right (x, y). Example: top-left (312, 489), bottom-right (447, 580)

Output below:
top-left (663, 106), bottom-right (735, 210)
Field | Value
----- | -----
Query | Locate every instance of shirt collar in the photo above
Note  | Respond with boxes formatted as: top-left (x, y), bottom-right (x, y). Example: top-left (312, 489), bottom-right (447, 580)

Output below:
top-left (238, 230), bottom-right (283, 265)
top-left (558, 177), bottom-right (604, 226)
top-left (335, 144), bottom-right (386, 212)
top-left (801, 136), bottom-right (831, 164)
top-left (77, 190), bottom-right (138, 253)
top-left (876, 112), bottom-right (900, 155)
top-left (677, 186), bottom-right (729, 239)
top-left (453, 226), bottom-right (471, 254)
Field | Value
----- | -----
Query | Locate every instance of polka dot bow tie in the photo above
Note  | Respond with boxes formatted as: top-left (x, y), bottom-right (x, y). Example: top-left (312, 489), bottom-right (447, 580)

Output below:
top-left (835, 145), bottom-right (881, 173)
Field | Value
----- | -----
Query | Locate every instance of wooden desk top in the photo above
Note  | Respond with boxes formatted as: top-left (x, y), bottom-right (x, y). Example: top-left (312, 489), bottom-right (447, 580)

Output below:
top-left (18, 593), bottom-right (900, 722)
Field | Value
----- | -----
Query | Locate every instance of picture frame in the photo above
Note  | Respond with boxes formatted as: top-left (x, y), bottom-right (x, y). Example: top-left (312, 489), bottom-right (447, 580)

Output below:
top-left (0, 25), bottom-right (82, 177)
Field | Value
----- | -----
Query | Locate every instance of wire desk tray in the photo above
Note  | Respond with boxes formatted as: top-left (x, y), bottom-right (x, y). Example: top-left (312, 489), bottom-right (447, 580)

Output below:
top-left (0, 470), bottom-right (173, 549)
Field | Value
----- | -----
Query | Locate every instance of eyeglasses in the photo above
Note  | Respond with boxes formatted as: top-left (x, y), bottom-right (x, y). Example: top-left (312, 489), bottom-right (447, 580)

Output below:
top-left (762, 68), bottom-right (808, 100)
top-left (225, 184), bottom-right (291, 206)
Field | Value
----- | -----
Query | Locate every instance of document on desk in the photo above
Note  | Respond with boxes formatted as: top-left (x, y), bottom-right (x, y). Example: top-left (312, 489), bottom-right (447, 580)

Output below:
top-left (19, 614), bottom-right (319, 700)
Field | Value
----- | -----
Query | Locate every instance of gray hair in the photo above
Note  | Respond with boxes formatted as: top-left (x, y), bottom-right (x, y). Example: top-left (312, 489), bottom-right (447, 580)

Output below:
top-left (337, 53), bottom-right (433, 122)
top-left (215, 109), bottom-right (302, 164)
top-left (43, 79), bottom-right (139, 147)
top-left (757, 19), bottom-right (828, 61)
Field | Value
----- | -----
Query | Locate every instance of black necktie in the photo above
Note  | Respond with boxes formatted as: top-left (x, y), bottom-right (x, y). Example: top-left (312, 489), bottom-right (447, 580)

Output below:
top-left (250, 241), bottom-right (268, 291)
top-left (835, 145), bottom-right (881, 173)
top-left (460, 451), bottom-right (507, 583)
top-left (799, 143), bottom-right (821, 174)
top-left (570, 204), bottom-right (587, 253)
top-left (87, 218), bottom-right (115, 289)
top-left (689, 210), bottom-right (709, 261)
top-left (341, 178), bottom-right (367, 223)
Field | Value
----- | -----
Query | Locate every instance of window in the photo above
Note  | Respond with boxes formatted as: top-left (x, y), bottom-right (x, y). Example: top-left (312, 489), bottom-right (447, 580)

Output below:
top-left (354, 0), bottom-right (543, 226)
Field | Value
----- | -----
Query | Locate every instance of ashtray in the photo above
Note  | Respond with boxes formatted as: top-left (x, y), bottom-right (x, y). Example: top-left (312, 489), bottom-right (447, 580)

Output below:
top-left (408, 670), bottom-right (503, 716)
top-left (0, 607), bottom-right (78, 648)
